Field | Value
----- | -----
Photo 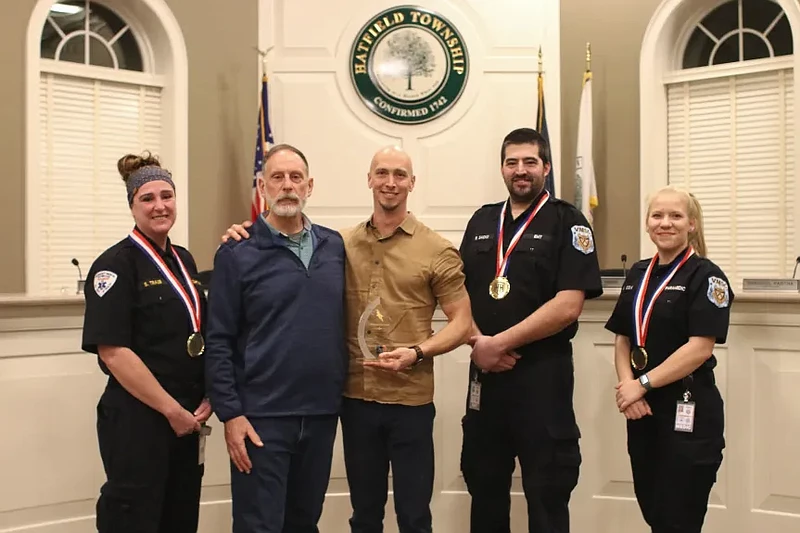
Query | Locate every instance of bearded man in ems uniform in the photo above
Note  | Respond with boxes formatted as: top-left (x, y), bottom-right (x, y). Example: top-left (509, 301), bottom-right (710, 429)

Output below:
top-left (458, 127), bottom-right (603, 533)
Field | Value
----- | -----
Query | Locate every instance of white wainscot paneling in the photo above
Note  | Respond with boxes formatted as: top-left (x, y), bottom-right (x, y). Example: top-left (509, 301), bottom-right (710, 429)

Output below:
top-left (7, 293), bottom-right (800, 533)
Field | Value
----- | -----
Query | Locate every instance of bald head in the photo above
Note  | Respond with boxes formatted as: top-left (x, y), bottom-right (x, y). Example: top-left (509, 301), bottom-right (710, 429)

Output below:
top-left (370, 145), bottom-right (414, 175)
top-left (367, 145), bottom-right (415, 213)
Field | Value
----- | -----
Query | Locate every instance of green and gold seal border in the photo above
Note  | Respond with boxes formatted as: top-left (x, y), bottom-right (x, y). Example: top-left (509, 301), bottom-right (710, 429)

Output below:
top-left (349, 5), bottom-right (470, 125)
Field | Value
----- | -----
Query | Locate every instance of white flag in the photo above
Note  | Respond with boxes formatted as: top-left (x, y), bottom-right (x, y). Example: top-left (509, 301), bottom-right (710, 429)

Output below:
top-left (575, 72), bottom-right (598, 225)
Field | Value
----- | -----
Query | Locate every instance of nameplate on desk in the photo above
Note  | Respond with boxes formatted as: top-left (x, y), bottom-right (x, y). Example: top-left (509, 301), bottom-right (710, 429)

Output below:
top-left (601, 276), bottom-right (624, 289)
top-left (742, 278), bottom-right (800, 292)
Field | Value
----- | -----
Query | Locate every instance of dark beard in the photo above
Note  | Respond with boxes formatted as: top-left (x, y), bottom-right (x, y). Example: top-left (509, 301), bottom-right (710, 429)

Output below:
top-left (507, 180), bottom-right (543, 204)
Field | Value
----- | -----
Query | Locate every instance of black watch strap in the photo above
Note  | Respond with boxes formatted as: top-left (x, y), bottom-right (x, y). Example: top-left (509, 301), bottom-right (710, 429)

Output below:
top-left (411, 345), bottom-right (425, 365)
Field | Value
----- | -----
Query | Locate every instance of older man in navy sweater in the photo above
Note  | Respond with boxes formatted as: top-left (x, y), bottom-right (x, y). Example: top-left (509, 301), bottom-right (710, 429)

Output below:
top-left (205, 144), bottom-right (347, 533)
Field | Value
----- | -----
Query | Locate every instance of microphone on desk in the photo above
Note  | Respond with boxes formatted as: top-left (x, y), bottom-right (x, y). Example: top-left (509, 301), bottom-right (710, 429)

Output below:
top-left (71, 258), bottom-right (85, 294)
top-left (621, 254), bottom-right (628, 278)
top-left (793, 256), bottom-right (800, 279)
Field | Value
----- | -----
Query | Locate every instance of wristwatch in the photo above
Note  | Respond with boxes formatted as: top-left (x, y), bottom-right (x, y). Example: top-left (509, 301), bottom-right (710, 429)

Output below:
top-left (638, 373), bottom-right (652, 392)
top-left (411, 345), bottom-right (425, 366)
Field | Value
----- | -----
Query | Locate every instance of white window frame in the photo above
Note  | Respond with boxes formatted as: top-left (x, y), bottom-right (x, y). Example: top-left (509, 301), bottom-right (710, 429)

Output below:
top-left (25, 0), bottom-right (188, 295)
top-left (639, 0), bottom-right (800, 263)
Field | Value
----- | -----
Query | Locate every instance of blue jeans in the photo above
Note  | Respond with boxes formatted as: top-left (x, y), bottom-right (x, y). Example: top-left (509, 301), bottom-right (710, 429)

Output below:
top-left (230, 415), bottom-right (338, 533)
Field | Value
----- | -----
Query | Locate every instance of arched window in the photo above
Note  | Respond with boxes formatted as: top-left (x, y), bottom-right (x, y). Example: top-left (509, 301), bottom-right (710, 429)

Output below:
top-left (40, 1), bottom-right (144, 70)
top-left (683, 0), bottom-right (792, 68)
top-left (28, 0), bottom-right (188, 295)
top-left (646, 0), bottom-right (797, 288)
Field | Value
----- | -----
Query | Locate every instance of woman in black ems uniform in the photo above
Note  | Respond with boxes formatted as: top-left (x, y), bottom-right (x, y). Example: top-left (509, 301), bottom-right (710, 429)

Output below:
top-left (604, 185), bottom-right (733, 533)
top-left (81, 153), bottom-right (212, 533)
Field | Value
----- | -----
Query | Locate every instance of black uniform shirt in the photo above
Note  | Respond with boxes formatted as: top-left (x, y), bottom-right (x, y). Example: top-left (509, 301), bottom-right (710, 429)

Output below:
top-left (460, 191), bottom-right (603, 357)
top-left (604, 250), bottom-right (733, 378)
top-left (82, 227), bottom-right (207, 403)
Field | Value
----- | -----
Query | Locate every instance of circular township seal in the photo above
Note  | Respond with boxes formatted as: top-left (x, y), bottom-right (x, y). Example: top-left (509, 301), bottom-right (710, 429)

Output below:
top-left (350, 5), bottom-right (469, 125)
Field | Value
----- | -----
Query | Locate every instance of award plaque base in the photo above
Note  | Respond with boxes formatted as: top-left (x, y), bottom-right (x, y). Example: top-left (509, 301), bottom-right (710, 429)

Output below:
top-left (742, 278), bottom-right (800, 292)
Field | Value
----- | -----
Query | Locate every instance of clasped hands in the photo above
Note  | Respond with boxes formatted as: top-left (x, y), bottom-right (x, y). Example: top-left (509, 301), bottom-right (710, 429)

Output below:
top-left (615, 378), bottom-right (653, 420)
top-left (468, 335), bottom-right (520, 373)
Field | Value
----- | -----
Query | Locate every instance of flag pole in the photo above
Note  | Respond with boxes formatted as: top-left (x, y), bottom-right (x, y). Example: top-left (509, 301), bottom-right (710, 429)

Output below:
top-left (538, 45), bottom-right (543, 75)
top-left (585, 42), bottom-right (591, 73)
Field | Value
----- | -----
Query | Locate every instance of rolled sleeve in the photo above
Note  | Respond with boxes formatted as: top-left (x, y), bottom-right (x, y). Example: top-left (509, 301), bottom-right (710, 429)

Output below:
top-left (205, 244), bottom-right (244, 422)
top-left (431, 246), bottom-right (468, 306)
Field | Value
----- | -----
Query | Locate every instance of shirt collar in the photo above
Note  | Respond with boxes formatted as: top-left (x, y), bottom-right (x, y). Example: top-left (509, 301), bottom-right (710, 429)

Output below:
top-left (261, 213), bottom-right (313, 238)
top-left (133, 225), bottom-right (172, 257)
top-left (503, 189), bottom-right (550, 224)
top-left (366, 212), bottom-right (417, 237)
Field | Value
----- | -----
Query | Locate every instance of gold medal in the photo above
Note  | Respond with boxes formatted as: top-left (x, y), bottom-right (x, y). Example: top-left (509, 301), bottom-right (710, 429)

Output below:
top-left (492, 192), bottom-right (550, 303)
top-left (489, 276), bottom-right (511, 300)
top-left (630, 346), bottom-right (648, 370)
top-left (187, 332), bottom-right (205, 357)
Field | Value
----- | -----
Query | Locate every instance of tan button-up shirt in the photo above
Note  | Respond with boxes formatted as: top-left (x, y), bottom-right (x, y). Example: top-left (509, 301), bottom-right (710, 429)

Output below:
top-left (342, 213), bottom-right (468, 406)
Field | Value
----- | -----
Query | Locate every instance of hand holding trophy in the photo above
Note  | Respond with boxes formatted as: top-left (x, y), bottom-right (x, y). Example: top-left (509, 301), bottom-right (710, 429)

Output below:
top-left (357, 298), bottom-right (417, 374)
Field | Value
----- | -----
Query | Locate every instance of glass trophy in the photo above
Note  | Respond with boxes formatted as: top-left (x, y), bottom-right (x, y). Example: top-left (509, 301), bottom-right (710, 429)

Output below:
top-left (357, 297), bottom-right (396, 362)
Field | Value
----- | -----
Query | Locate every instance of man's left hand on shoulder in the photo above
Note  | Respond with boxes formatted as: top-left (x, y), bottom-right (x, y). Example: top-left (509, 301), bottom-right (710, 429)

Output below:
top-left (363, 347), bottom-right (418, 371)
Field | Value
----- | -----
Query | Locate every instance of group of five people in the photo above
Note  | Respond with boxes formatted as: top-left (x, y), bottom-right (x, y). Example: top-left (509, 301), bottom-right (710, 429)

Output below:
top-left (81, 127), bottom-right (733, 533)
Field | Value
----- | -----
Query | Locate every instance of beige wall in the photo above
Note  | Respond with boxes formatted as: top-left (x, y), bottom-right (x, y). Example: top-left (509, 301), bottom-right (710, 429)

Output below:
top-left (560, 0), bottom-right (662, 269)
top-left (1, 0), bottom-right (669, 284)
top-left (0, 0), bottom-right (256, 294)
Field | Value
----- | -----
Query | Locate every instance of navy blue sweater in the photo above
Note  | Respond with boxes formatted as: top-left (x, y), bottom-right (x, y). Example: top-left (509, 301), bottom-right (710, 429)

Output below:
top-left (204, 217), bottom-right (347, 422)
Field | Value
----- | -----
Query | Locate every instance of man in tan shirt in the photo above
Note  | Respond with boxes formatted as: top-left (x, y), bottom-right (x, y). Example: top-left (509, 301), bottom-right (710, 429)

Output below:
top-left (339, 146), bottom-right (472, 533)
top-left (222, 145), bottom-right (472, 533)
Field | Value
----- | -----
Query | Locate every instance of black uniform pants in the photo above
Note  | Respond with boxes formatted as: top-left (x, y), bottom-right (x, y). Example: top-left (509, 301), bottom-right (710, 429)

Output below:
top-left (230, 414), bottom-right (338, 533)
top-left (340, 398), bottom-right (436, 533)
top-left (460, 357), bottom-right (581, 533)
top-left (627, 378), bottom-right (724, 533)
top-left (95, 385), bottom-right (204, 533)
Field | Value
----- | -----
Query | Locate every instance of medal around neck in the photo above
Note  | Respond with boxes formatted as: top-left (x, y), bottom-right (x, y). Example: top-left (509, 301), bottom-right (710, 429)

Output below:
top-left (128, 229), bottom-right (204, 358)
top-left (187, 332), bottom-right (205, 357)
top-left (631, 247), bottom-right (695, 370)
top-left (630, 346), bottom-right (648, 371)
top-left (491, 191), bottom-right (550, 300)
top-left (489, 276), bottom-right (510, 300)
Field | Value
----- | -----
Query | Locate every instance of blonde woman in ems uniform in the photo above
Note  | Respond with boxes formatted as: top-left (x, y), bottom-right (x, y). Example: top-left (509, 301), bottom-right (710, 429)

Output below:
top-left (604, 186), bottom-right (733, 533)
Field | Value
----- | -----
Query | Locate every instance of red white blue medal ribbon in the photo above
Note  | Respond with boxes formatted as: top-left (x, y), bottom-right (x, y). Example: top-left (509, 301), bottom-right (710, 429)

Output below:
top-left (496, 191), bottom-right (550, 278)
top-left (633, 247), bottom-right (694, 347)
top-left (128, 229), bottom-right (201, 334)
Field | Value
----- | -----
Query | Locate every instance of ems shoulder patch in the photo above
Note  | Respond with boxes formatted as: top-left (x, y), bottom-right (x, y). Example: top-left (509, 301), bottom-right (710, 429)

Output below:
top-left (570, 225), bottom-right (595, 254)
top-left (707, 276), bottom-right (730, 308)
top-left (94, 270), bottom-right (118, 298)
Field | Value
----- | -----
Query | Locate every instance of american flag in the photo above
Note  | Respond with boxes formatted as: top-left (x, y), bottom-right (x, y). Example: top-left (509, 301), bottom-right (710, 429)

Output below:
top-left (251, 74), bottom-right (274, 221)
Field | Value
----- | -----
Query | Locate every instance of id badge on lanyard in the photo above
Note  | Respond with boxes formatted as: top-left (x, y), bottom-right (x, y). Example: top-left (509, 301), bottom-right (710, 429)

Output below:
top-left (674, 389), bottom-right (695, 433)
top-left (468, 371), bottom-right (481, 411)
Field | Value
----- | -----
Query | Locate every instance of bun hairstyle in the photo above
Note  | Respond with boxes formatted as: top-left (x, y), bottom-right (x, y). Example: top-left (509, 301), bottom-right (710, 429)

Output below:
top-left (646, 185), bottom-right (708, 257)
top-left (117, 151), bottom-right (175, 206)
top-left (117, 151), bottom-right (161, 183)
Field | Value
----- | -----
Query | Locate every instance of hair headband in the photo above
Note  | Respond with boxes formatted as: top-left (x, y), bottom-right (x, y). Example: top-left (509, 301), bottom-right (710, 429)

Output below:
top-left (127, 166), bottom-right (175, 205)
